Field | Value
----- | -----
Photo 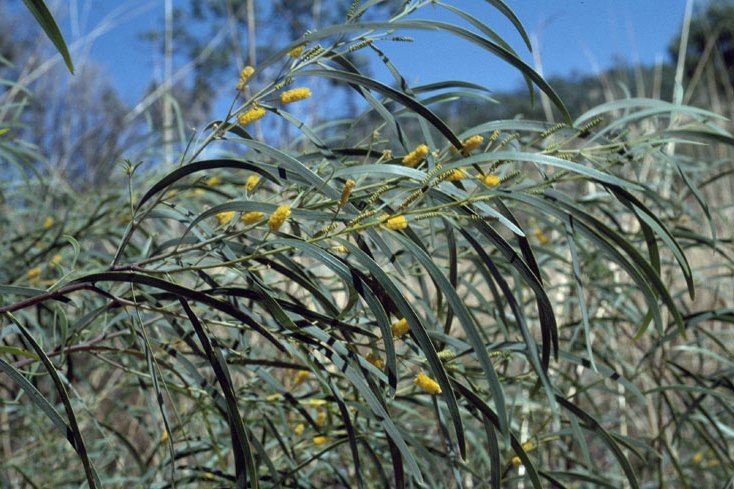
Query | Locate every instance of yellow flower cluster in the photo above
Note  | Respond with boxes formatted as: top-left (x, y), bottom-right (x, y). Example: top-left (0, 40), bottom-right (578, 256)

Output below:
top-left (238, 106), bottom-right (266, 126)
top-left (280, 88), bottom-right (312, 104)
top-left (242, 211), bottom-right (264, 225)
top-left (215, 211), bottom-right (235, 225)
top-left (402, 144), bottom-right (429, 168)
top-left (391, 318), bottom-right (409, 338)
top-left (292, 370), bottom-right (310, 388)
top-left (313, 436), bottom-right (330, 445)
top-left (511, 441), bottom-right (535, 467)
top-left (237, 65), bottom-right (254, 91)
top-left (460, 134), bottom-right (484, 155)
top-left (385, 215), bottom-right (407, 230)
top-left (366, 353), bottom-right (385, 369)
top-left (293, 423), bottom-right (305, 436)
top-left (43, 216), bottom-right (54, 229)
top-left (27, 267), bottom-right (42, 281)
top-left (50, 254), bottom-right (62, 265)
top-left (445, 168), bottom-right (466, 182)
top-left (206, 176), bottom-right (221, 187)
top-left (245, 174), bottom-right (261, 191)
top-left (481, 174), bottom-right (501, 187)
top-left (269, 205), bottom-right (291, 231)
top-left (315, 410), bottom-right (327, 427)
top-left (414, 372), bottom-right (442, 395)
top-left (288, 45), bottom-right (305, 58)
top-left (534, 228), bottom-right (549, 245)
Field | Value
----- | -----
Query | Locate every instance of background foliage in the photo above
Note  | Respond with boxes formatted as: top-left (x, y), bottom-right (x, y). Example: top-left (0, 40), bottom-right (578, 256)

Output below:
top-left (1, 1), bottom-right (733, 488)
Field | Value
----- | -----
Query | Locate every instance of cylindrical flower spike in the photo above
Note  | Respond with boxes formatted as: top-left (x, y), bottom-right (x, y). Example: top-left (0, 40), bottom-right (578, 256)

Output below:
top-left (268, 205), bottom-right (291, 231)
top-left (237, 66), bottom-right (255, 91)
top-left (287, 45), bottom-right (305, 58)
top-left (242, 211), bottom-right (264, 225)
top-left (215, 211), bottom-right (235, 225)
top-left (245, 174), bottom-right (261, 191)
top-left (391, 318), bottom-right (409, 338)
top-left (385, 215), bottom-right (408, 230)
top-left (402, 144), bottom-right (430, 168)
top-left (481, 174), bottom-right (501, 187)
top-left (414, 372), bottom-right (442, 395)
top-left (238, 106), bottom-right (266, 126)
top-left (280, 88), bottom-right (312, 104)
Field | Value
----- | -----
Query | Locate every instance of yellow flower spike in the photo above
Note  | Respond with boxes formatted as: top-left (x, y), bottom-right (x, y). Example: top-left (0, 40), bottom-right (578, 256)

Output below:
top-left (414, 371), bottom-right (442, 395)
top-left (402, 144), bottom-right (430, 168)
top-left (242, 211), bottom-right (265, 225)
top-left (366, 353), bottom-right (384, 369)
top-left (460, 134), bottom-right (484, 155)
top-left (315, 410), bottom-right (327, 427)
top-left (522, 441), bottom-right (535, 451)
top-left (27, 267), bottom-right (42, 281)
top-left (293, 423), bottom-right (305, 436)
top-left (50, 254), bottom-right (62, 265)
top-left (481, 174), bottom-right (501, 187)
top-left (205, 176), bottom-right (221, 187)
top-left (160, 430), bottom-right (169, 444)
top-left (268, 205), bottom-right (291, 232)
top-left (339, 179), bottom-right (356, 208)
top-left (445, 168), bottom-right (467, 182)
top-left (692, 452), bottom-right (703, 464)
top-left (292, 370), bottom-right (310, 388)
top-left (245, 174), bottom-right (261, 191)
top-left (391, 318), bottom-right (409, 338)
top-left (238, 106), bottom-right (266, 126)
top-left (215, 211), bottom-right (235, 226)
top-left (511, 456), bottom-right (522, 467)
top-left (192, 188), bottom-right (205, 196)
top-left (332, 245), bottom-right (349, 254)
top-left (42, 216), bottom-right (54, 229)
top-left (287, 45), bottom-right (305, 58)
top-left (313, 436), bottom-right (330, 445)
top-left (237, 65), bottom-right (255, 91)
top-left (301, 399), bottom-right (327, 407)
top-left (385, 215), bottom-right (408, 230)
top-left (280, 87), bottom-right (312, 104)
top-left (534, 228), bottom-right (549, 245)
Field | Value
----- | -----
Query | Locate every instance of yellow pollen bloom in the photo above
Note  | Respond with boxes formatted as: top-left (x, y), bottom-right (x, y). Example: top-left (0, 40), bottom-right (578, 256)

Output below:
top-left (391, 318), bottom-right (409, 338)
top-left (237, 65), bottom-right (255, 91)
top-left (534, 228), bottom-right (549, 245)
top-left (293, 423), bottom-right (305, 436)
top-left (332, 245), bottom-right (349, 254)
top-left (50, 254), bottom-right (62, 265)
top-left (160, 430), bottom-right (169, 444)
top-left (445, 168), bottom-right (467, 181)
top-left (414, 372), bottom-right (442, 395)
top-left (313, 436), bottom-right (330, 445)
top-left (481, 174), bottom-right (501, 187)
top-left (288, 45), bottom-right (305, 58)
top-left (245, 174), bottom-right (261, 191)
top-left (511, 456), bottom-right (522, 467)
top-left (27, 267), bottom-right (42, 281)
top-left (385, 215), bottom-right (408, 230)
top-left (242, 211), bottom-right (264, 225)
top-left (522, 441), bottom-right (535, 451)
top-left (402, 144), bottom-right (430, 168)
top-left (206, 176), bottom-right (221, 187)
top-left (293, 370), bottom-right (310, 388)
top-left (315, 410), bottom-right (327, 427)
top-left (280, 88), bottom-right (312, 104)
top-left (238, 106), bottom-right (266, 126)
top-left (366, 353), bottom-right (384, 369)
top-left (42, 216), bottom-right (54, 229)
top-left (266, 393), bottom-right (283, 402)
top-left (460, 134), bottom-right (484, 155)
top-left (301, 399), bottom-right (327, 407)
top-left (692, 452), bottom-right (703, 464)
top-left (215, 211), bottom-right (235, 225)
top-left (268, 205), bottom-right (291, 231)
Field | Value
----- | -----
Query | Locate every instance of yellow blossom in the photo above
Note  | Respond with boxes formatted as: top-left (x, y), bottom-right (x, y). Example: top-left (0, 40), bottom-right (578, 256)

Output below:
top-left (313, 436), bottom-right (330, 445)
top-left (42, 216), bottom-right (54, 229)
top-left (266, 393), bottom-right (283, 402)
top-left (460, 134), bottom-right (484, 155)
top-left (245, 174), bottom-right (261, 191)
top-left (391, 318), bottom-right (409, 338)
top-left (293, 423), bottom-right (305, 436)
top-left (522, 441), bottom-right (535, 451)
top-left (293, 370), bottom-right (310, 388)
top-left (534, 228), bottom-right (549, 245)
top-left (301, 399), bottom-right (327, 407)
top-left (414, 371), bottom-right (442, 395)
top-left (315, 410), bottom-right (327, 427)
top-left (160, 430), bottom-right (169, 444)
top-left (445, 168), bottom-right (467, 181)
top-left (385, 215), bottom-right (408, 230)
top-left (238, 106), bottom-right (266, 126)
top-left (192, 188), bottom-right (205, 196)
top-left (692, 452), bottom-right (703, 464)
top-left (511, 456), bottom-right (522, 467)
top-left (382, 149), bottom-right (393, 160)
top-left (215, 211), bottom-right (235, 225)
top-left (27, 267), bottom-right (41, 281)
top-left (268, 205), bottom-right (291, 232)
top-left (237, 65), bottom-right (255, 91)
top-left (288, 45), bottom-right (305, 58)
top-left (339, 179), bottom-right (356, 207)
top-left (242, 211), bottom-right (264, 225)
top-left (402, 144), bottom-right (430, 168)
top-left (50, 254), bottom-right (62, 265)
top-left (481, 174), bottom-right (501, 187)
top-left (332, 245), bottom-right (349, 254)
top-left (280, 87), bottom-right (312, 104)
top-left (366, 353), bottom-right (384, 369)
top-left (205, 176), bottom-right (221, 187)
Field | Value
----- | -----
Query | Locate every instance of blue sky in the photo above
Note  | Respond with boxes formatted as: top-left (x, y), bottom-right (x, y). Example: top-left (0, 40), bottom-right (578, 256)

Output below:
top-left (26, 1), bottom-right (691, 104)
